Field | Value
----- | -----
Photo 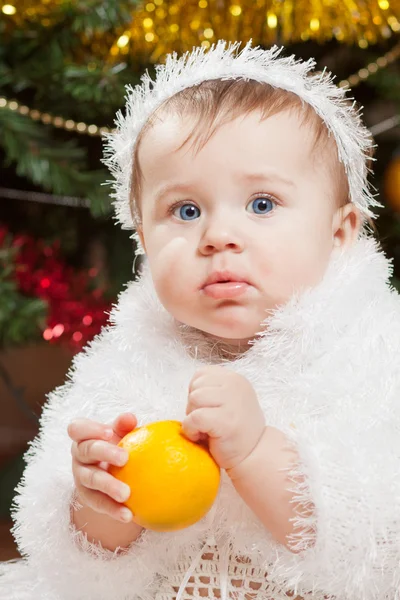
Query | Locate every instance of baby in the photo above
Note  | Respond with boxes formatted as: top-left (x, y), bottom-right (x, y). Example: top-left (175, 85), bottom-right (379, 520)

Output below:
top-left (2, 42), bottom-right (400, 600)
top-left (71, 75), bottom-right (361, 541)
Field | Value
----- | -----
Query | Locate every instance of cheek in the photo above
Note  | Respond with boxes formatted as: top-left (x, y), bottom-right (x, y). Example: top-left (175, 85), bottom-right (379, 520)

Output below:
top-left (290, 235), bottom-right (333, 288)
top-left (145, 229), bottom-right (187, 275)
top-left (291, 251), bottom-right (331, 289)
top-left (261, 219), bottom-right (333, 291)
top-left (145, 236), bottom-right (197, 311)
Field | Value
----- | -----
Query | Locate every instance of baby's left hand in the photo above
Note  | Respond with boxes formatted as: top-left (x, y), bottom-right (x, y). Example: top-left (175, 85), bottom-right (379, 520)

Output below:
top-left (182, 366), bottom-right (266, 470)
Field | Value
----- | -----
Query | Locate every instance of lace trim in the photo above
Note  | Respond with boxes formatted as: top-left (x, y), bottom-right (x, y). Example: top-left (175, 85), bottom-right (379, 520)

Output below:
top-left (155, 546), bottom-right (311, 600)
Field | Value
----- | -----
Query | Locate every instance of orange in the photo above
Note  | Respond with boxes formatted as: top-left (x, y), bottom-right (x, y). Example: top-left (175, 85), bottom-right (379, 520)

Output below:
top-left (109, 420), bottom-right (221, 531)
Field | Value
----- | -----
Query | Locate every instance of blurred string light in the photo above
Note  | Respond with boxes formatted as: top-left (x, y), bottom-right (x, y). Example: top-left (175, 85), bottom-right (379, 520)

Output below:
top-left (2, 3), bottom-right (16, 14)
top-left (0, 97), bottom-right (110, 136)
top-left (1, 42), bottom-right (400, 136)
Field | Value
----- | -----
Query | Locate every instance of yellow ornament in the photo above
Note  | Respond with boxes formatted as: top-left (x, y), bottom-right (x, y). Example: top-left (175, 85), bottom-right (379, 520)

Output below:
top-left (109, 420), bottom-right (221, 531)
top-left (384, 155), bottom-right (400, 212)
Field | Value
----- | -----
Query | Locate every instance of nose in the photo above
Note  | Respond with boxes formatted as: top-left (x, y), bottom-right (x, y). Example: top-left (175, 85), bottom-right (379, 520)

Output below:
top-left (198, 219), bottom-right (244, 255)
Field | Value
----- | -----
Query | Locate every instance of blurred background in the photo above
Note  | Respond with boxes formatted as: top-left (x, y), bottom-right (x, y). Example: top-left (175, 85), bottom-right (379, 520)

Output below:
top-left (1, 0), bottom-right (400, 559)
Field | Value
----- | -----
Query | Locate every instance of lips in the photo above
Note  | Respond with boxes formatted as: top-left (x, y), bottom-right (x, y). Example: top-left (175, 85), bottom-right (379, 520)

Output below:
top-left (201, 271), bottom-right (251, 300)
top-left (202, 270), bottom-right (249, 287)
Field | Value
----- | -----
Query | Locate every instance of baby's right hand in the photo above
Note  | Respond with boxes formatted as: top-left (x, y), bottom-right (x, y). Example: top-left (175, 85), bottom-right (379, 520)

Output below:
top-left (68, 413), bottom-right (137, 523)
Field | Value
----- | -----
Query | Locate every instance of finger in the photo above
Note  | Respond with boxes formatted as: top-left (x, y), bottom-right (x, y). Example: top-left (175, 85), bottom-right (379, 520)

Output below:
top-left (72, 439), bottom-right (128, 467)
top-left (192, 366), bottom-right (225, 378)
top-left (186, 389), bottom-right (223, 414)
top-left (67, 419), bottom-right (113, 443)
top-left (189, 369), bottom-right (227, 393)
top-left (78, 464), bottom-right (131, 504)
top-left (189, 366), bottom-right (218, 388)
top-left (109, 413), bottom-right (138, 443)
top-left (182, 407), bottom-right (223, 442)
top-left (77, 487), bottom-right (133, 523)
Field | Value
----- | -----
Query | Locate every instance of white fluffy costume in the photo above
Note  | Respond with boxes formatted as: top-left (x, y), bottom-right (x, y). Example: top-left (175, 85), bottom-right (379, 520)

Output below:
top-left (2, 42), bottom-right (400, 600)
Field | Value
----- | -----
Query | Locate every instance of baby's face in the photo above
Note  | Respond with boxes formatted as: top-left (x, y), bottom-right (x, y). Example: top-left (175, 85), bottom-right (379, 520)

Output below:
top-left (137, 109), bottom-right (354, 343)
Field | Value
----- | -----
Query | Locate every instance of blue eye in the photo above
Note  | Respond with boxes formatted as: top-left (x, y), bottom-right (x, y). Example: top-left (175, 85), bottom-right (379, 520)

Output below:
top-left (173, 203), bottom-right (201, 221)
top-left (247, 197), bottom-right (275, 215)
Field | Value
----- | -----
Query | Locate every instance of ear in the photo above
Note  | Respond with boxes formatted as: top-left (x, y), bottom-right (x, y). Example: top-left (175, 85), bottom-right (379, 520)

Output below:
top-left (332, 203), bottom-right (361, 251)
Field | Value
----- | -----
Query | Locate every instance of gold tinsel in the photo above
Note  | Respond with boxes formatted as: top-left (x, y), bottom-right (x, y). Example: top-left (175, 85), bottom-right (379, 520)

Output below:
top-left (2, 0), bottom-right (400, 64)
top-left (115, 0), bottom-right (400, 63)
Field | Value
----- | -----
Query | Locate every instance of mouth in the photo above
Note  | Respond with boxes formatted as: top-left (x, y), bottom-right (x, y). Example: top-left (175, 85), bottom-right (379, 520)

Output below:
top-left (202, 270), bottom-right (249, 287)
top-left (201, 271), bottom-right (251, 300)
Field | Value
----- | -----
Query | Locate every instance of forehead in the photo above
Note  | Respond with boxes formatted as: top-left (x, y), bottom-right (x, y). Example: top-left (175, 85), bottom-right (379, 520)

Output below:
top-left (137, 109), bottom-right (326, 190)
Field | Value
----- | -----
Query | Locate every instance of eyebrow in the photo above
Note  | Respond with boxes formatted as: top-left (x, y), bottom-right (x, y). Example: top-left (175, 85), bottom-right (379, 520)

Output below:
top-left (154, 182), bottom-right (194, 204)
top-left (238, 171), bottom-right (296, 188)
top-left (153, 170), bottom-right (295, 203)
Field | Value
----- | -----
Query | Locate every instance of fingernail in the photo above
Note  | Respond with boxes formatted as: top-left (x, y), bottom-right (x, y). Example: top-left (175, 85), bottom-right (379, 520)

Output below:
top-left (120, 508), bottom-right (132, 522)
top-left (119, 484), bottom-right (131, 502)
top-left (116, 450), bottom-right (128, 466)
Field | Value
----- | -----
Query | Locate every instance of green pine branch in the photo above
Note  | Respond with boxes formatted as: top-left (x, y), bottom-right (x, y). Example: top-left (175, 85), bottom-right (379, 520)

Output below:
top-left (0, 1), bottom-right (146, 217)
top-left (56, 63), bottom-right (138, 121)
top-left (70, 0), bottom-right (138, 34)
top-left (0, 244), bottom-right (47, 348)
top-left (0, 0), bottom-right (141, 120)
top-left (0, 59), bottom-right (136, 124)
top-left (0, 43), bottom-right (139, 122)
top-left (367, 66), bottom-right (400, 106)
top-left (0, 280), bottom-right (47, 348)
top-left (3, 1), bottom-right (138, 37)
top-left (0, 108), bottom-right (111, 216)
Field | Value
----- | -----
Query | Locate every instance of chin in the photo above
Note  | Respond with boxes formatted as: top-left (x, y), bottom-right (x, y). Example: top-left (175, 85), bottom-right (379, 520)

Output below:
top-left (176, 306), bottom-right (266, 341)
top-left (198, 319), bottom-right (263, 341)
